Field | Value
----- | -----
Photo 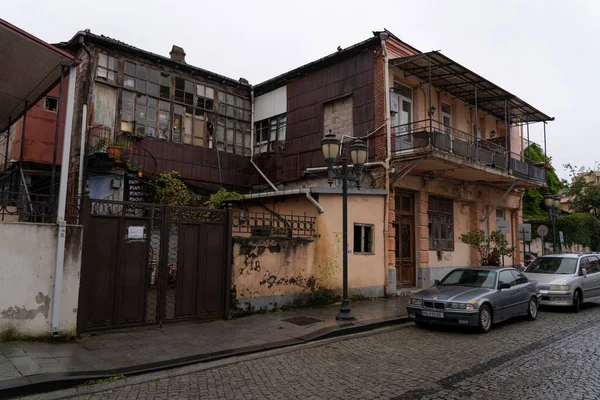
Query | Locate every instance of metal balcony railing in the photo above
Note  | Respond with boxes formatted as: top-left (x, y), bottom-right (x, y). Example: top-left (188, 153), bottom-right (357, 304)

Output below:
top-left (391, 119), bottom-right (546, 182)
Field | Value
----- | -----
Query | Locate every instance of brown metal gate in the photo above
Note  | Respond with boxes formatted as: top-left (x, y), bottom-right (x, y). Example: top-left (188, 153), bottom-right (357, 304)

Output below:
top-left (77, 198), bottom-right (232, 333)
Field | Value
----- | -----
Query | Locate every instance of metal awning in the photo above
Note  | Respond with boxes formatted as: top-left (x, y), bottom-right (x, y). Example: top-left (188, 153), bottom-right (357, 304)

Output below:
top-left (0, 18), bottom-right (77, 133)
top-left (390, 51), bottom-right (553, 123)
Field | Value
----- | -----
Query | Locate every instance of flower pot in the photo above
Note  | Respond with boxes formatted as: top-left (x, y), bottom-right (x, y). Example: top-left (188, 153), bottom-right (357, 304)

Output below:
top-left (107, 145), bottom-right (122, 160)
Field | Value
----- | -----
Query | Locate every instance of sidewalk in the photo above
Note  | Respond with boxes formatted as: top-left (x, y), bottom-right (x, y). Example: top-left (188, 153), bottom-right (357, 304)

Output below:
top-left (0, 296), bottom-right (409, 395)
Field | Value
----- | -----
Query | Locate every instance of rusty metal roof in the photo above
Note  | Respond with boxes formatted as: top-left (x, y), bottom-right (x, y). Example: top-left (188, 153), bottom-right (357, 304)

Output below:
top-left (390, 51), bottom-right (553, 123)
top-left (0, 18), bottom-right (77, 133)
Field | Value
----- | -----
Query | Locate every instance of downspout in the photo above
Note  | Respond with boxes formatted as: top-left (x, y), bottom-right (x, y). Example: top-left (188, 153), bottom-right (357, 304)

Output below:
top-left (380, 32), bottom-right (394, 294)
top-left (306, 192), bottom-right (324, 213)
top-left (77, 104), bottom-right (87, 197)
top-left (250, 89), bottom-right (278, 192)
top-left (51, 66), bottom-right (77, 337)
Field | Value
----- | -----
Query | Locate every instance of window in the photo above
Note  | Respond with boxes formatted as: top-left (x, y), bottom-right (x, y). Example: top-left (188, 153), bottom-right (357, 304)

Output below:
top-left (394, 192), bottom-right (412, 216)
top-left (354, 224), bottom-right (374, 254)
top-left (43, 97), bottom-right (58, 112)
top-left (172, 105), bottom-right (183, 143)
top-left (158, 101), bottom-right (171, 140)
top-left (587, 256), bottom-right (600, 274)
top-left (254, 114), bottom-right (286, 154)
top-left (121, 91), bottom-right (135, 132)
top-left (510, 270), bottom-right (528, 285)
top-left (196, 84), bottom-right (215, 111)
top-left (428, 196), bottom-right (453, 250)
top-left (160, 73), bottom-right (171, 99)
top-left (97, 53), bottom-right (118, 83)
top-left (440, 269), bottom-right (496, 289)
top-left (498, 270), bottom-right (516, 287)
top-left (135, 94), bottom-right (147, 136)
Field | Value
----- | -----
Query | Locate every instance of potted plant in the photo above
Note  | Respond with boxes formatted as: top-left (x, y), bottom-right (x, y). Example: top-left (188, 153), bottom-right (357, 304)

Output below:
top-left (91, 137), bottom-right (110, 155)
top-left (106, 141), bottom-right (124, 160)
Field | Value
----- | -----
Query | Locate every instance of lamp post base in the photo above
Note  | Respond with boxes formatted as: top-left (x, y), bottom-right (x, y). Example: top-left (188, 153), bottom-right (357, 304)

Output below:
top-left (336, 301), bottom-right (355, 321)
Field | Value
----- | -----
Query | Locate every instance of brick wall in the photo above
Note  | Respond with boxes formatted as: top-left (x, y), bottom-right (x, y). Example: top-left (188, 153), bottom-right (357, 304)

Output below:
top-left (373, 44), bottom-right (387, 163)
top-left (323, 96), bottom-right (353, 140)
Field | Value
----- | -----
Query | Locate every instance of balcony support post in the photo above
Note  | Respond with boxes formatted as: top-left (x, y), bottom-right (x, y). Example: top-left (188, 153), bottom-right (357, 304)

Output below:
top-left (526, 116), bottom-right (530, 178)
top-left (504, 99), bottom-right (509, 171)
top-left (543, 122), bottom-right (547, 166)
top-left (428, 55), bottom-right (432, 135)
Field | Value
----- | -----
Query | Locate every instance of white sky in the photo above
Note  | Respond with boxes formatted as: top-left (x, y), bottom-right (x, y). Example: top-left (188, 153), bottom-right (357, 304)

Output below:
top-left (3, 0), bottom-right (599, 179)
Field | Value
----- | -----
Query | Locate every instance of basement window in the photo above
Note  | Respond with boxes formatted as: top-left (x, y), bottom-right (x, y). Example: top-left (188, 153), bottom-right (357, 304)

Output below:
top-left (43, 97), bottom-right (58, 112)
top-left (354, 223), bottom-right (374, 255)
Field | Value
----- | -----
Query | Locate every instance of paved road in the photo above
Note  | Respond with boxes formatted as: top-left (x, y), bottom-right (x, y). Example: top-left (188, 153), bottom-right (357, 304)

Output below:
top-left (51, 302), bottom-right (600, 400)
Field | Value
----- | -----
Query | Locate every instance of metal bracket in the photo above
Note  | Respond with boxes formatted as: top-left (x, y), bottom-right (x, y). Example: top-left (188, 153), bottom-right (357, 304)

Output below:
top-left (390, 159), bottom-right (423, 186)
top-left (423, 169), bottom-right (454, 187)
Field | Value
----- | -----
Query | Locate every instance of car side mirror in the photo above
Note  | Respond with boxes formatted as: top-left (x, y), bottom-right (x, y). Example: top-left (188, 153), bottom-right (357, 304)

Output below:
top-left (434, 279), bottom-right (441, 286)
top-left (582, 268), bottom-right (587, 277)
top-left (499, 282), bottom-right (511, 289)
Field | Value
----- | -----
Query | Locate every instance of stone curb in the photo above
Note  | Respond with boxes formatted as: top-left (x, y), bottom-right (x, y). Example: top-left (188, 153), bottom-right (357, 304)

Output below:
top-left (0, 315), bottom-right (410, 399)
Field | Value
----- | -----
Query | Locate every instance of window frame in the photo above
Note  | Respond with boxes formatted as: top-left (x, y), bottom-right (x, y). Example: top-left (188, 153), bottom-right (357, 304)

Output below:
top-left (96, 52), bottom-right (118, 84)
top-left (43, 96), bottom-right (58, 112)
top-left (254, 113), bottom-right (286, 154)
top-left (428, 196), bottom-right (454, 251)
top-left (498, 270), bottom-right (516, 288)
top-left (353, 223), bottom-right (374, 255)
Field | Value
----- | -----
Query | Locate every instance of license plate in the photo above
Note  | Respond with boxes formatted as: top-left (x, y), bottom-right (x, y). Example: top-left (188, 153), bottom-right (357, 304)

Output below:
top-left (422, 311), bottom-right (444, 318)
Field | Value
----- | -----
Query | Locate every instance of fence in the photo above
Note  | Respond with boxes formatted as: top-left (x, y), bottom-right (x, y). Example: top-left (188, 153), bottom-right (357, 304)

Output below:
top-left (0, 191), bottom-right (80, 224)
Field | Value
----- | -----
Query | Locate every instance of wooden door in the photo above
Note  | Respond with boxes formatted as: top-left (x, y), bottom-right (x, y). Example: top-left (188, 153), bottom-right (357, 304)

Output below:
top-left (395, 192), bottom-right (416, 288)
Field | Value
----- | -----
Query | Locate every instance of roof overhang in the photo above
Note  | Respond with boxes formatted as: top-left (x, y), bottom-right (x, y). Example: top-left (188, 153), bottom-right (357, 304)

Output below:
top-left (390, 51), bottom-right (553, 123)
top-left (0, 18), bottom-right (78, 133)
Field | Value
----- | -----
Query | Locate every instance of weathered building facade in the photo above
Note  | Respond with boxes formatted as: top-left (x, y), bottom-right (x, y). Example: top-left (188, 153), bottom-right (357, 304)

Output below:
top-left (1, 27), bottom-right (553, 330)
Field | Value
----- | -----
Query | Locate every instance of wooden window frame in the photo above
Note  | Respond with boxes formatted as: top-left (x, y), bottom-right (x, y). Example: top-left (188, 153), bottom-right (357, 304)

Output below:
top-left (428, 196), bottom-right (454, 251)
top-left (354, 223), bottom-right (374, 255)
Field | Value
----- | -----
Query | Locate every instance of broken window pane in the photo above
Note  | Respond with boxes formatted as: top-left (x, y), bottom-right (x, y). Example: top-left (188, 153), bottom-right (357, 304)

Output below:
top-left (135, 95), bottom-right (147, 136)
top-left (97, 53), bottom-right (117, 83)
top-left (173, 104), bottom-right (183, 143)
top-left (158, 101), bottom-right (170, 140)
top-left (160, 73), bottom-right (170, 99)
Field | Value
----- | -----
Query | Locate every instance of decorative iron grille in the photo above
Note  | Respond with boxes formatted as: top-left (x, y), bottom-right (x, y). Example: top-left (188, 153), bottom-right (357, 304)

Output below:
top-left (232, 210), bottom-right (316, 237)
top-left (0, 191), bottom-right (81, 224)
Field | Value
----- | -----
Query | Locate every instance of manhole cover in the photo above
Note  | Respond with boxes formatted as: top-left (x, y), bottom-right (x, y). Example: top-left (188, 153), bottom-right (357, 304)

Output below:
top-left (282, 316), bottom-right (322, 326)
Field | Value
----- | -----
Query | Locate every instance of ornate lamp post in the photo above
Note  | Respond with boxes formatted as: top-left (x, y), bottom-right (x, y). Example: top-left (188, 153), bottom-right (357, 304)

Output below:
top-left (544, 193), bottom-right (561, 253)
top-left (321, 130), bottom-right (368, 321)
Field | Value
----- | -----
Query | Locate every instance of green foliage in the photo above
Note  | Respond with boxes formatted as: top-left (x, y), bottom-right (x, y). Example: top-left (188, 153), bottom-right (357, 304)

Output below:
top-left (459, 229), bottom-right (516, 266)
top-left (527, 213), bottom-right (600, 250)
top-left (155, 171), bottom-right (197, 206)
top-left (563, 164), bottom-right (600, 217)
top-left (204, 188), bottom-right (245, 209)
top-left (522, 144), bottom-right (563, 219)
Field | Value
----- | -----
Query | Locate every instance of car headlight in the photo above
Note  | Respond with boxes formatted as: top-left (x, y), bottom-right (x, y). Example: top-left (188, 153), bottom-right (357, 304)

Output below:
top-left (448, 302), bottom-right (475, 311)
top-left (409, 298), bottom-right (422, 306)
top-left (549, 285), bottom-right (570, 291)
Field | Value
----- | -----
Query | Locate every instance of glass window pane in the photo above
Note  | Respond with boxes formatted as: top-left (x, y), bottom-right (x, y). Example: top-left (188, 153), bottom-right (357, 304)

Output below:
top-left (196, 84), bottom-right (205, 97)
top-left (98, 53), bottom-right (108, 68)
top-left (135, 65), bottom-right (147, 79)
top-left (124, 62), bottom-right (136, 77)
top-left (354, 225), bottom-right (362, 252)
top-left (160, 73), bottom-right (170, 86)
top-left (226, 94), bottom-right (234, 105)
top-left (147, 83), bottom-right (159, 97)
top-left (136, 78), bottom-right (146, 93)
top-left (149, 69), bottom-right (160, 84)
top-left (185, 80), bottom-right (194, 93)
top-left (205, 87), bottom-right (214, 99)
top-left (124, 76), bottom-right (135, 88)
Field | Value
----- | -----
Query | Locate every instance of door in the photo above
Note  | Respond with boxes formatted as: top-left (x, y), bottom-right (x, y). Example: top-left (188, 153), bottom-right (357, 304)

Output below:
top-left (510, 269), bottom-right (530, 315)
top-left (395, 192), bottom-right (415, 288)
top-left (393, 84), bottom-right (413, 152)
top-left (581, 256), bottom-right (600, 300)
top-left (495, 270), bottom-right (518, 321)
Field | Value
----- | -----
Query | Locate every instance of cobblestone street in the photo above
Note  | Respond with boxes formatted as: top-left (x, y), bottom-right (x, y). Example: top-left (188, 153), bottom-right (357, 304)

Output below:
top-left (42, 302), bottom-right (600, 400)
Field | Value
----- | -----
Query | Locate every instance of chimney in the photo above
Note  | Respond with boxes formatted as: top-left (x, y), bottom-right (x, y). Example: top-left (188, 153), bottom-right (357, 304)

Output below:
top-left (170, 45), bottom-right (186, 63)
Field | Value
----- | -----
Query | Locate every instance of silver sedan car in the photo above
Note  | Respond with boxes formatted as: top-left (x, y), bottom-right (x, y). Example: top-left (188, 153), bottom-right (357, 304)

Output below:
top-left (406, 267), bottom-right (541, 333)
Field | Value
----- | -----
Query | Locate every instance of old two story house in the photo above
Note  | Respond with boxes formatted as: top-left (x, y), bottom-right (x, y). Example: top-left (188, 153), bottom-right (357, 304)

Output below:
top-left (1, 27), bottom-right (552, 334)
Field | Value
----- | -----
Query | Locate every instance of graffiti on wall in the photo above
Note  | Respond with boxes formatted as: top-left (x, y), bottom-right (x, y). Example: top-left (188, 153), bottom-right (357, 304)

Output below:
top-left (318, 231), bottom-right (342, 280)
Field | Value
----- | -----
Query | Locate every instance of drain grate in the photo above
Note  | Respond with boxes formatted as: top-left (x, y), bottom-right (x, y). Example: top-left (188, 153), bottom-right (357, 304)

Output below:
top-left (282, 316), bottom-right (323, 326)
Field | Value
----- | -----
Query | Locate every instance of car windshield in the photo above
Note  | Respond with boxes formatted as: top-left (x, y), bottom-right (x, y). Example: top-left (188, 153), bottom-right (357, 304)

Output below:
top-left (525, 257), bottom-right (577, 275)
top-left (439, 270), bottom-right (497, 289)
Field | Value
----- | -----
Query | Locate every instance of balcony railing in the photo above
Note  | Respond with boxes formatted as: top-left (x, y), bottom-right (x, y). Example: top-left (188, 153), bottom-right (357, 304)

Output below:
top-left (392, 119), bottom-right (546, 183)
top-left (0, 191), bottom-right (81, 224)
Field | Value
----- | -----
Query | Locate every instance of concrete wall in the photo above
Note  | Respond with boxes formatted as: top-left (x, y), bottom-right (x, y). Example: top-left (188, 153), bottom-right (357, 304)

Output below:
top-left (0, 222), bottom-right (82, 338)
top-left (231, 193), bottom-right (386, 310)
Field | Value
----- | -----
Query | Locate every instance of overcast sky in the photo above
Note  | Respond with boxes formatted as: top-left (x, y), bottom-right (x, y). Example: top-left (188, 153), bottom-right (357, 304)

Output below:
top-left (3, 0), bottom-right (598, 179)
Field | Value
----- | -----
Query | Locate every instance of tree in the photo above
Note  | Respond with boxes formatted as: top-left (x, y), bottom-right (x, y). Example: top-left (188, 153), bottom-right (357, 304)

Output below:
top-left (459, 230), bottom-right (516, 266)
top-left (563, 164), bottom-right (600, 217)
top-left (522, 144), bottom-right (563, 219)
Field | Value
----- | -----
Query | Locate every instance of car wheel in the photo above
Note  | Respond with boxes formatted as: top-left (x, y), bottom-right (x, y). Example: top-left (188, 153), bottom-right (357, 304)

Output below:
top-left (572, 291), bottom-right (581, 313)
top-left (478, 305), bottom-right (492, 333)
top-left (526, 297), bottom-right (538, 321)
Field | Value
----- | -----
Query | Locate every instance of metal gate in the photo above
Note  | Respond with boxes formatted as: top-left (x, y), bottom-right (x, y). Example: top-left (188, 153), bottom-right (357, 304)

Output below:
top-left (77, 198), bottom-right (232, 333)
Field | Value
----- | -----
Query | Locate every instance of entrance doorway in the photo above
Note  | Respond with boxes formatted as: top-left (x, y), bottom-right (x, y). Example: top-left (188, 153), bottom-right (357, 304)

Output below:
top-left (394, 191), bottom-right (415, 288)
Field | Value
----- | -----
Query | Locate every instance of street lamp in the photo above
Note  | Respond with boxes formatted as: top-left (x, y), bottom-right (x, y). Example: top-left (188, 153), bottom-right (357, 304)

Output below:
top-left (544, 193), bottom-right (561, 253)
top-left (321, 130), bottom-right (368, 321)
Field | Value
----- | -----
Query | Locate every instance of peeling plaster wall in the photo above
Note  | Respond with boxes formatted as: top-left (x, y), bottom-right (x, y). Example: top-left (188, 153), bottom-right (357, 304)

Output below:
top-left (231, 194), bottom-right (386, 309)
top-left (0, 223), bottom-right (82, 337)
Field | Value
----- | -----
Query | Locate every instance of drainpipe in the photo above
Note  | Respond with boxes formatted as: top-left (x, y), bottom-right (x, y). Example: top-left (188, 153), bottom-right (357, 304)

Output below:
top-left (250, 89), bottom-right (278, 192)
top-left (77, 104), bottom-right (87, 197)
top-left (51, 66), bottom-right (77, 337)
top-left (306, 192), bottom-right (324, 213)
top-left (380, 32), bottom-right (394, 295)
